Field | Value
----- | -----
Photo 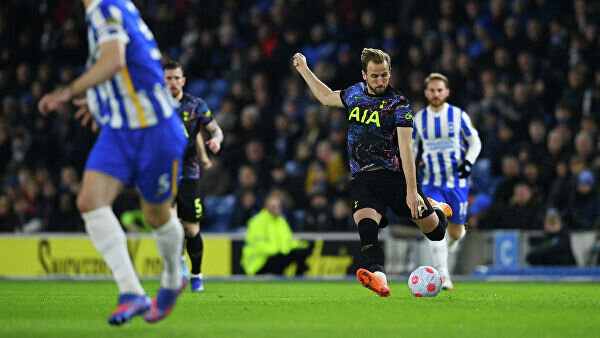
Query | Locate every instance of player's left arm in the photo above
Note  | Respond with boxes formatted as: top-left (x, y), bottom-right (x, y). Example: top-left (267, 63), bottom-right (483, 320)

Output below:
top-left (205, 120), bottom-right (224, 153)
top-left (458, 110), bottom-right (482, 178)
top-left (38, 39), bottom-right (126, 114)
top-left (398, 127), bottom-right (424, 219)
top-left (195, 131), bottom-right (212, 169)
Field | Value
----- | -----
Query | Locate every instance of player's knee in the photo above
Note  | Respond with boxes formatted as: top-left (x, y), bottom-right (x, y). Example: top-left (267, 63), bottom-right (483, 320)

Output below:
top-left (424, 209), bottom-right (448, 241)
top-left (76, 193), bottom-right (96, 213)
top-left (183, 222), bottom-right (199, 237)
top-left (143, 206), bottom-right (171, 228)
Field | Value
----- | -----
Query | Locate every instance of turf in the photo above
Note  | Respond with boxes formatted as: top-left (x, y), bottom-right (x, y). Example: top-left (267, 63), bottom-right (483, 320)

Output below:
top-left (1, 280), bottom-right (599, 338)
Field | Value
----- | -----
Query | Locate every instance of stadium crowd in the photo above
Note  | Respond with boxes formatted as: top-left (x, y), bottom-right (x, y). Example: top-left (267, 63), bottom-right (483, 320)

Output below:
top-left (0, 0), bottom-right (599, 234)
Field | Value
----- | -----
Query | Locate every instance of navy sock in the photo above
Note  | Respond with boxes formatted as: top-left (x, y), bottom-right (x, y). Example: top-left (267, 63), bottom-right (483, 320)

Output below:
top-left (424, 208), bottom-right (447, 241)
top-left (357, 218), bottom-right (385, 273)
top-left (186, 232), bottom-right (204, 275)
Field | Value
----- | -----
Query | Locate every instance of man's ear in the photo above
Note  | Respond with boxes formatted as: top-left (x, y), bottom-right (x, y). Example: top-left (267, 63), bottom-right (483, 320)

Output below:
top-left (362, 70), bottom-right (367, 81)
top-left (182, 76), bottom-right (187, 86)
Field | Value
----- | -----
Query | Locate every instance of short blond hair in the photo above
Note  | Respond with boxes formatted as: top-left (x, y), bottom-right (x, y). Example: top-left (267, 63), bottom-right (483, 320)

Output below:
top-left (361, 48), bottom-right (391, 72)
top-left (424, 72), bottom-right (449, 88)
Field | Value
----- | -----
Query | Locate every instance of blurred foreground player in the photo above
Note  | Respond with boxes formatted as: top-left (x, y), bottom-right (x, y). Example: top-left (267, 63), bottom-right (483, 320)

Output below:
top-left (164, 60), bottom-right (224, 291)
top-left (39, 0), bottom-right (186, 325)
top-left (412, 73), bottom-right (481, 290)
top-left (293, 48), bottom-right (451, 297)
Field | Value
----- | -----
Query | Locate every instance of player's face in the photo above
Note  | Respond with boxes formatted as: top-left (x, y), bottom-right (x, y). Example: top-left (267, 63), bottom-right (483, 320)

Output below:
top-left (362, 61), bottom-right (390, 95)
top-left (164, 68), bottom-right (186, 98)
top-left (424, 79), bottom-right (450, 108)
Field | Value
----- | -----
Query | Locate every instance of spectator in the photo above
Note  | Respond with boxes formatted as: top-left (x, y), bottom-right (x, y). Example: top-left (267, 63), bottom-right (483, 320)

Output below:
top-left (566, 169), bottom-right (600, 230)
top-left (527, 209), bottom-right (576, 266)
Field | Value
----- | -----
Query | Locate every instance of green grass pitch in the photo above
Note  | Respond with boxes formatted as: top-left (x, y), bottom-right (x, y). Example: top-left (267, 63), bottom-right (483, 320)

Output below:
top-left (1, 280), bottom-right (599, 337)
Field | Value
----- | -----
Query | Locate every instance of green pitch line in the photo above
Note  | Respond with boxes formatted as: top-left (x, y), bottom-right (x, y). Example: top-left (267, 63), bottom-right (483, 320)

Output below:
top-left (0, 281), bottom-right (599, 338)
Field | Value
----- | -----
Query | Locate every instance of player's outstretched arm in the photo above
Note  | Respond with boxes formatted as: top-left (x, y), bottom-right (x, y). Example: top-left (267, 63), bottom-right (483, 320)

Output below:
top-left (293, 53), bottom-right (344, 108)
top-left (38, 40), bottom-right (126, 114)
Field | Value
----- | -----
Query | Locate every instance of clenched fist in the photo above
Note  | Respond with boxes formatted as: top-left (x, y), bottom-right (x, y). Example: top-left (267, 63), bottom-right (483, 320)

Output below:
top-left (292, 53), bottom-right (307, 70)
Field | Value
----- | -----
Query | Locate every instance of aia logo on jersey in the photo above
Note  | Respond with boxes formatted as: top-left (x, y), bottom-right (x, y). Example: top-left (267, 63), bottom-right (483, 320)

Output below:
top-left (348, 106), bottom-right (381, 127)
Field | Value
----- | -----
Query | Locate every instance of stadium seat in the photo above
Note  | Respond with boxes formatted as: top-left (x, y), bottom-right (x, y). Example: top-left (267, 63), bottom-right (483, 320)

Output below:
top-left (187, 79), bottom-right (209, 98)
top-left (210, 78), bottom-right (230, 97)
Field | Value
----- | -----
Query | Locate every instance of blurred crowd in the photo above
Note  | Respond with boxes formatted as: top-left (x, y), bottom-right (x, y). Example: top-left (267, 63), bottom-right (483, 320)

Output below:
top-left (0, 0), bottom-right (599, 234)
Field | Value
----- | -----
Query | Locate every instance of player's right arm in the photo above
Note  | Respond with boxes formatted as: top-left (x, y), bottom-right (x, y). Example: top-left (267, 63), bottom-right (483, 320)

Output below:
top-left (293, 53), bottom-right (344, 108)
top-left (38, 39), bottom-right (126, 114)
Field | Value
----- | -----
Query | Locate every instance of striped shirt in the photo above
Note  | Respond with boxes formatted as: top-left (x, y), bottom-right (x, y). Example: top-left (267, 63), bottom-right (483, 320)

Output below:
top-left (412, 103), bottom-right (481, 189)
top-left (85, 0), bottom-right (176, 129)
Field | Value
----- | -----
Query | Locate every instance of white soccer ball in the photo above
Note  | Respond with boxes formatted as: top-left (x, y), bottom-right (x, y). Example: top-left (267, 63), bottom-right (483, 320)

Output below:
top-left (407, 266), bottom-right (442, 297)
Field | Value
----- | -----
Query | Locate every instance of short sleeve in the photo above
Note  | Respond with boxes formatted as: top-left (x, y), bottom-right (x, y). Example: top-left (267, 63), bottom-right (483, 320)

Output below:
top-left (89, 3), bottom-right (130, 45)
top-left (196, 99), bottom-right (214, 126)
top-left (394, 99), bottom-right (414, 128)
top-left (339, 88), bottom-right (350, 108)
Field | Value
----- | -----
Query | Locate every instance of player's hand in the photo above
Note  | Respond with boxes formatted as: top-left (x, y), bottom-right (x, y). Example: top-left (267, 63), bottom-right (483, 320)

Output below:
top-left (73, 97), bottom-right (99, 133)
top-left (38, 86), bottom-right (72, 115)
top-left (206, 138), bottom-right (221, 153)
top-left (292, 53), bottom-right (307, 71)
top-left (407, 191), bottom-right (425, 219)
top-left (457, 160), bottom-right (472, 178)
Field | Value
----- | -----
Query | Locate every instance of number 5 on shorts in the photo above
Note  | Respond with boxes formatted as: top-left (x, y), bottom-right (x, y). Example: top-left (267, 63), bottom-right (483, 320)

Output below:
top-left (194, 198), bottom-right (203, 219)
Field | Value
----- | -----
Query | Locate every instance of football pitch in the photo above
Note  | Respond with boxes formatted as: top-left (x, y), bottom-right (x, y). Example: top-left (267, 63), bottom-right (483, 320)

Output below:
top-left (1, 280), bottom-right (599, 338)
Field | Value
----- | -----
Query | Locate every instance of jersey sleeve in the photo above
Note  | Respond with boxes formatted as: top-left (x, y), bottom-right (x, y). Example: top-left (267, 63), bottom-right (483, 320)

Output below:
top-left (394, 98), bottom-right (414, 128)
top-left (195, 98), bottom-right (214, 126)
top-left (339, 83), bottom-right (361, 108)
top-left (89, 2), bottom-right (130, 45)
top-left (460, 110), bottom-right (482, 163)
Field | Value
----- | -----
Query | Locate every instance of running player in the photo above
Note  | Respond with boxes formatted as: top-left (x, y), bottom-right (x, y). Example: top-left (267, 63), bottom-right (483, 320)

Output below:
top-left (412, 73), bottom-right (482, 290)
top-left (163, 60), bottom-right (224, 292)
top-left (39, 0), bottom-right (186, 325)
top-left (293, 48), bottom-right (451, 297)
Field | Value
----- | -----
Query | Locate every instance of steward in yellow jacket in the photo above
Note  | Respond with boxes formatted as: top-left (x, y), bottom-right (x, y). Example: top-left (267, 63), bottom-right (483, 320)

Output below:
top-left (241, 192), bottom-right (310, 276)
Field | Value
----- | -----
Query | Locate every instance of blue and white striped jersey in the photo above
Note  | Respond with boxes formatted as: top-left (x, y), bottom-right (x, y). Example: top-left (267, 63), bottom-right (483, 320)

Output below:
top-left (85, 0), bottom-right (176, 129)
top-left (412, 103), bottom-right (481, 189)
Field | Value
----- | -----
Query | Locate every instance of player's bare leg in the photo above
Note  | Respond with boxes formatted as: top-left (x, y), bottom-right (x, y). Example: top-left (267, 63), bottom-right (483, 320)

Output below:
top-left (354, 208), bottom-right (390, 297)
top-left (78, 170), bottom-right (150, 325)
top-left (141, 198), bottom-right (186, 323)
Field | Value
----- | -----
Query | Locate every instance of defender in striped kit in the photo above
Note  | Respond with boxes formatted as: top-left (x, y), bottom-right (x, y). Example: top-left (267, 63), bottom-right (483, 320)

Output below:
top-left (38, 0), bottom-right (187, 325)
top-left (412, 73), bottom-right (482, 290)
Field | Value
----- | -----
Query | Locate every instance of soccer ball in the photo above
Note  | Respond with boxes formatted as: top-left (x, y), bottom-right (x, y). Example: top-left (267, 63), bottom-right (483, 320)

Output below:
top-left (408, 266), bottom-right (442, 297)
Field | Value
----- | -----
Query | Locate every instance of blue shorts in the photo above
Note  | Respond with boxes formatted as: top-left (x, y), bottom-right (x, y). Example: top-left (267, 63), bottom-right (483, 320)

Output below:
top-left (422, 184), bottom-right (469, 224)
top-left (85, 115), bottom-right (187, 203)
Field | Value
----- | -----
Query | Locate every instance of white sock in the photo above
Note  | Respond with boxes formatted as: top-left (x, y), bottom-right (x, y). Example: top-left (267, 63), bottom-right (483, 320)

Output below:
top-left (191, 273), bottom-right (203, 279)
top-left (373, 271), bottom-right (388, 285)
top-left (429, 236), bottom-right (449, 277)
top-left (447, 227), bottom-right (466, 254)
top-left (82, 206), bottom-right (145, 295)
top-left (153, 213), bottom-right (184, 290)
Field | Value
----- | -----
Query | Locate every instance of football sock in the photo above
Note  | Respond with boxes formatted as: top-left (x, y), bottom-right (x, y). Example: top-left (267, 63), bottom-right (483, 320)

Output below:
top-left (429, 235), bottom-right (449, 277)
top-left (186, 232), bottom-right (204, 275)
top-left (153, 213), bottom-right (184, 290)
top-left (424, 208), bottom-right (447, 241)
top-left (373, 271), bottom-right (388, 285)
top-left (82, 206), bottom-right (145, 295)
top-left (357, 218), bottom-right (385, 273)
top-left (448, 227), bottom-right (466, 253)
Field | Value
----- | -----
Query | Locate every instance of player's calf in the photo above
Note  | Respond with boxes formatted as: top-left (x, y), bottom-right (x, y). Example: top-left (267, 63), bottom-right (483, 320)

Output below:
top-left (423, 208), bottom-right (448, 241)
